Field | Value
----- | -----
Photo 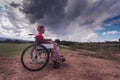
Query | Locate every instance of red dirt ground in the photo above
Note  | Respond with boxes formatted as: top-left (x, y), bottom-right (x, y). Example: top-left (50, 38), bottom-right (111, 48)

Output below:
top-left (0, 49), bottom-right (120, 80)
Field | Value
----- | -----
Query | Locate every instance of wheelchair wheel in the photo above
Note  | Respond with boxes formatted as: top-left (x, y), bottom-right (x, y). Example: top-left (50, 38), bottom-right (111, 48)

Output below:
top-left (21, 44), bottom-right (49, 71)
top-left (53, 61), bottom-right (60, 69)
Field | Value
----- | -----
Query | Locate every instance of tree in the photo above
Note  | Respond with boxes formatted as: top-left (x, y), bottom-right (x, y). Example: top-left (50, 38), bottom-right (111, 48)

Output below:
top-left (55, 39), bottom-right (61, 44)
top-left (119, 38), bottom-right (120, 42)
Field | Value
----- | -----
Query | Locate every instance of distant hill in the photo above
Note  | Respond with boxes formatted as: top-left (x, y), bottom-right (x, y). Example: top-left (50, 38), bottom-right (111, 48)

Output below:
top-left (0, 37), bottom-right (9, 41)
top-left (0, 37), bottom-right (33, 43)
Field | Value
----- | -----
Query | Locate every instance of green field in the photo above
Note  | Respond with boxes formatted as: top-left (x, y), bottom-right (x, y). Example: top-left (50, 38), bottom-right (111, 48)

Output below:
top-left (0, 43), bottom-right (30, 57)
top-left (0, 43), bottom-right (67, 57)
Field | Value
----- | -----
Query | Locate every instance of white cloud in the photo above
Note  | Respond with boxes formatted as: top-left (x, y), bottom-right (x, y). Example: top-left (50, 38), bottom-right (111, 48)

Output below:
top-left (86, 32), bottom-right (97, 41)
top-left (0, 0), bottom-right (35, 40)
top-left (110, 39), bottom-right (118, 42)
top-left (1, 0), bottom-right (22, 4)
top-left (54, 22), bottom-right (98, 42)
top-left (103, 30), bottom-right (119, 35)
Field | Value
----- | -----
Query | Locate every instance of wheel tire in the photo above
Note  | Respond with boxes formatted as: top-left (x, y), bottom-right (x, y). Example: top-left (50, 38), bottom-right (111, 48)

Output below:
top-left (21, 44), bottom-right (49, 71)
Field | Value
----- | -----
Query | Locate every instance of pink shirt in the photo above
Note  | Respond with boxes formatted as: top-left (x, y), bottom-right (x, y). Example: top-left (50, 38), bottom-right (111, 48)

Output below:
top-left (36, 33), bottom-right (49, 44)
top-left (36, 33), bottom-right (44, 40)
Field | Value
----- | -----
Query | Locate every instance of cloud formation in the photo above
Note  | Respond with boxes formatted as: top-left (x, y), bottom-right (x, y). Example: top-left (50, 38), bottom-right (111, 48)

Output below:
top-left (103, 30), bottom-right (119, 35)
top-left (1, 0), bottom-right (120, 42)
top-left (20, 0), bottom-right (120, 41)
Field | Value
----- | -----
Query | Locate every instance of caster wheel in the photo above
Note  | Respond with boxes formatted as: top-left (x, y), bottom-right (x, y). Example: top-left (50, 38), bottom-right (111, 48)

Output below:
top-left (61, 57), bottom-right (65, 62)
top-left (53, 61), bottom-right (60, 69)
top-left (60, 56), bottom-right (65, 62)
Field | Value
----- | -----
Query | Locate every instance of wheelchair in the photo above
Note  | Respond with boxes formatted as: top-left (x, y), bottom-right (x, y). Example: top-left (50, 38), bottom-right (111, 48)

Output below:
top-left (21, 35), bottom-right (65, 71)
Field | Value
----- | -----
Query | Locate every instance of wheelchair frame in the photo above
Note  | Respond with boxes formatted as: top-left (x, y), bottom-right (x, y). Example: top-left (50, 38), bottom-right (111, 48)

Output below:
top-left (21, 36), bottom-right (60, 71)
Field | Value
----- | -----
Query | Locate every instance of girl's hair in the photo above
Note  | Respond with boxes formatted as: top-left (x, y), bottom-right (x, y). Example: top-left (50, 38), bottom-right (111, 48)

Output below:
top-left (39, 25), bottom-right (44, 28)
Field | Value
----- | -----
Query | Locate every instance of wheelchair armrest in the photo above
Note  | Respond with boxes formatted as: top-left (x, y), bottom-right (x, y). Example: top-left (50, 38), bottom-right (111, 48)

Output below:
top-left (35, 36), bottom-right (52, 44)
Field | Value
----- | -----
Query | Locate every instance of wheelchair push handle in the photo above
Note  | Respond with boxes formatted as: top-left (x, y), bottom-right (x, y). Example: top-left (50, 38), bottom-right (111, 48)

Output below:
top-left (28, 34), bottom-right (35, 35)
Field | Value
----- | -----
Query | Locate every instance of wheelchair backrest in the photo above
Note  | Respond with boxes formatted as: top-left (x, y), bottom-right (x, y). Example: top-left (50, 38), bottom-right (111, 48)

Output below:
top-left (35, 36), bottom-right (43, 44)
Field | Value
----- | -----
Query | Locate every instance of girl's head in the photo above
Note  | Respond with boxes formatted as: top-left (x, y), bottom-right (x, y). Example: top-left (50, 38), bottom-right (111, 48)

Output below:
top-left (37, 25), bottom-right (45, 34)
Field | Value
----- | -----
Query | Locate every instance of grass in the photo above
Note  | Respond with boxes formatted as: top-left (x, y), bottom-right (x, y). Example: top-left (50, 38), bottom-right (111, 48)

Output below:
top-left (0, 43), bottom-right (30, 57)
top-left (0, 43), bottom-right (120, 63)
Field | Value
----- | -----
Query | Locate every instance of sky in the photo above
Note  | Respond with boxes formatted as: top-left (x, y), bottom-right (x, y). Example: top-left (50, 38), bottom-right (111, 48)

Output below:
top-left (0, 0), bottom-right (120, 42)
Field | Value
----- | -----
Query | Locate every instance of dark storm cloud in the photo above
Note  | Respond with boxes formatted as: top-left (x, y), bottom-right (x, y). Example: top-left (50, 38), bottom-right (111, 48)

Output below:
top-left (20, 0), bottom-right (91, 35)
top-left (9, 2), bottom-right (20, 8)
top-left (21, 0), bottom-right (119, 27)
top-left (65, 0), bottom-right (88, 20)
top-left (20, 0), bottom-right (90, 27)
top-left (21, 0), bottom-right (67, 25)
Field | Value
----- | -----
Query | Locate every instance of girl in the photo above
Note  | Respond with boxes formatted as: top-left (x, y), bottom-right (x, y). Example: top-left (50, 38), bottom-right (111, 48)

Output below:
top-left (36, 25), bottom-right (65, 63)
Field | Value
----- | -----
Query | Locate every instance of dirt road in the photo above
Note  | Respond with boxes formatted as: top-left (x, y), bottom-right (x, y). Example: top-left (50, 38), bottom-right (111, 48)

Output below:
top-left (0, 49), bottom-right (120, 80)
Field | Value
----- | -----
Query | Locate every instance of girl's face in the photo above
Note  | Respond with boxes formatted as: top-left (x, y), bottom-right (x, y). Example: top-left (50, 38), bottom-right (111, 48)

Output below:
top-left (37, 26), bottom-right (45, 34)
top-left (40, 27), bottom-right (45, 33)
